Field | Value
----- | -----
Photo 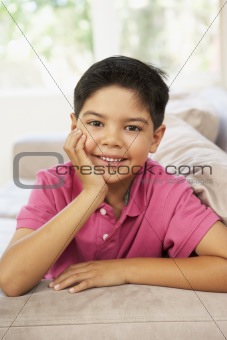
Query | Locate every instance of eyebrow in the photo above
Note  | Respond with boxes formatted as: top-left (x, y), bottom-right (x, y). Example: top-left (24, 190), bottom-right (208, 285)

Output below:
top-left (82, 111), bottom-right (149, 125)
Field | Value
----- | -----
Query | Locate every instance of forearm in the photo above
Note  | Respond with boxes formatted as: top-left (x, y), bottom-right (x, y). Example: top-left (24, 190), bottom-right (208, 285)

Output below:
top-left (126, 256), bottom-right (227, 292)
top-left (0, 189), bottom-right (104, 296)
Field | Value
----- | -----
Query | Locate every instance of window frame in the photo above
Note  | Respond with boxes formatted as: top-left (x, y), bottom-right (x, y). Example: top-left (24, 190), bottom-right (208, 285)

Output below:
top-left (91, 0), bottom-right (225, 90)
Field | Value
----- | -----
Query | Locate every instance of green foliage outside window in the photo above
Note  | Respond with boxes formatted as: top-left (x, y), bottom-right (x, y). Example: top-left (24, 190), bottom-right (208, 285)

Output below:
top-left (0, 0), bottom-right (93, 88)
top-left (116, 0), bottom-right (219, 76)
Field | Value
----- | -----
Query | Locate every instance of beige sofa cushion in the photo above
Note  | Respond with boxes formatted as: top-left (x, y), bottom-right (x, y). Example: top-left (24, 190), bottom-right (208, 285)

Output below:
top-left (13, 133), bottom-right (68, 181)
top-left (153, 115), bottom-right (227, 225)
top-left (166, 92), bottom-right (220, 142)
top-left (1, 281), bottom-right (227, 339)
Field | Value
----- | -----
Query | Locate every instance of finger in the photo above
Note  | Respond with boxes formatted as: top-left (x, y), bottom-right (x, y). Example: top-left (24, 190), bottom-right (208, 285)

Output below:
top-left (50, 271), bottom-right (78, 288)
top-left (65, 128), bottom-right (80, 144)
top-left (74, 133), bottom-right (89, 163)
top-left (53, 271), bottom-right (91, 291)
top-left (49, 262), bottom-right (93, 287)
top-left (51, 265), bottom-right (93, 288)
top-left (65, 131), bottom-right (91, 169)
top-left (72, 129), bottom-right (83, 145)
top-left (64, 129), bottom-right (83, 155)
top-left (69, 279), bottom-right (93, 293)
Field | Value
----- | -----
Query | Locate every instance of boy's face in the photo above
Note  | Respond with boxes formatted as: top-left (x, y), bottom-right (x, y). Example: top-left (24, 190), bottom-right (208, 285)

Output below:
top-left (71, 85), bottom-right (165, 185)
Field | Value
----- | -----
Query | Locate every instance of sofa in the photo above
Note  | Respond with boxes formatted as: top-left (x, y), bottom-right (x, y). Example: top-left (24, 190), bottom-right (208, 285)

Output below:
top-left (1, 87), bottom-right (227, 339)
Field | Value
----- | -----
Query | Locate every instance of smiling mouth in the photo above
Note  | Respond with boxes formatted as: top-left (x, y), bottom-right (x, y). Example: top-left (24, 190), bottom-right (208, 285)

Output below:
top-left (95, 156), bottom-right (127, 163)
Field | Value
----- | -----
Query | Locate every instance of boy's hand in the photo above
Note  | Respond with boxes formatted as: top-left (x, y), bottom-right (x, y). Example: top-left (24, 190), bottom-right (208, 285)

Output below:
top-left (49, 259), bottom-right (128, 293)
top-left (64, 128), bottom-right (108, 196)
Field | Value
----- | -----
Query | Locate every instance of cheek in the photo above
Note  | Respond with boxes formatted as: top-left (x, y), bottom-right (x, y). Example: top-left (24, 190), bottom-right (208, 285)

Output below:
top-left (82, 127), bottom-right (104, 153)
top-left (133, 134), bottom-right (152, 152)
top-left (83, 135), bottom-right (96, 153)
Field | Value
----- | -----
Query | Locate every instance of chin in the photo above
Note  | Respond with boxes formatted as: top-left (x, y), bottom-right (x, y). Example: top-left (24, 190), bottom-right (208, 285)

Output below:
top-left (104, 173), bottom-right (133, 185)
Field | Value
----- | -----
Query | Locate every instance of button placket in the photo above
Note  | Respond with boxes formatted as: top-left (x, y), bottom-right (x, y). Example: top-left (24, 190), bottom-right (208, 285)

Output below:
top-left (100, 208), bottom-right (107, 215)
top-left (102, 233), bottom-right (109, 240)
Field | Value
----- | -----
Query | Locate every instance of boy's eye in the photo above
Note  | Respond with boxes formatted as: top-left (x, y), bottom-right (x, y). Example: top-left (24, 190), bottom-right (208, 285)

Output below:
top-left (126, 125), bottom-right (142, 132)
top-left (88, 121), bottom-right (102, 127)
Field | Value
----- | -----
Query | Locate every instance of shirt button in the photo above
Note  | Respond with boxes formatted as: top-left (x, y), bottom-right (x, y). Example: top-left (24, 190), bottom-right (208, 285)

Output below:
top-left (103, 234), bottom-right (108, 240)
top-left (100, 208), bottom-right (107, 215)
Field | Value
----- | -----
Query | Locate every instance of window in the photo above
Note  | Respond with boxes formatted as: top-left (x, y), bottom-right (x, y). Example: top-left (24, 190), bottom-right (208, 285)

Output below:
top-left (0, 0), bottom-right (222, 91)
top-left (0, 0), bottom-right (93, 91)
top-left (115, 0), bottom-right (220, 88)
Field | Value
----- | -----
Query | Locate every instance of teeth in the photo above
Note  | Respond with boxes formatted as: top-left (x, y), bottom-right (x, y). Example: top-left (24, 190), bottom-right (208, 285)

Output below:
top-left (100, 156), bottom-right (123, 162)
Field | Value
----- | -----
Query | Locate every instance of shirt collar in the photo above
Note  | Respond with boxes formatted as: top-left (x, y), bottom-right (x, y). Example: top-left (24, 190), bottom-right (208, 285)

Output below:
top-left (123, 161), bottom-right (148, 217)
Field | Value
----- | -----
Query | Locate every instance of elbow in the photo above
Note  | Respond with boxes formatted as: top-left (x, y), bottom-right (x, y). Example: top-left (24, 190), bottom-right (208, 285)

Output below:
top-left (0, 277), bottom-right (23, 297)
top-left (1, 287), bottom-right (22, 297)
top-left (0, 261), bottom-right (37, 297)
top-left (0, 272), bottom-right (28, 297)
top-left (0, 274), bottom-right (41, 297)
top-left (0, 282), bottom-right (29, 297)
top-left (0, 261), bottom-right (20, 296)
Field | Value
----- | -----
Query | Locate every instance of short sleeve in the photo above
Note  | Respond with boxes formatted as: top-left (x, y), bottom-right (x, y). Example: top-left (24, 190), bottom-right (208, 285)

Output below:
top-left (16, 170), bottom-right (59, 230)
top-left (162, 179), bottom-right (220, 258)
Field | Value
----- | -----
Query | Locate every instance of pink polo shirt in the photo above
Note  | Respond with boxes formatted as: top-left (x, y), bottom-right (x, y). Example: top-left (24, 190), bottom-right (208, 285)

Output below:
top-left (16, 158), bottom-right (220, 279)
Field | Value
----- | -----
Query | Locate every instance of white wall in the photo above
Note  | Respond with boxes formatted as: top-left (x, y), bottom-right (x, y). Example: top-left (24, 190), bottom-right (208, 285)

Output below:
top-left (1, 0), bottom-right (227, 188)
top-left (90, 0), bottom-right (119, 60)
top-left (220, 0), bottom-right (227, 89)
top-left (0, 92), bottom-right (72, 187)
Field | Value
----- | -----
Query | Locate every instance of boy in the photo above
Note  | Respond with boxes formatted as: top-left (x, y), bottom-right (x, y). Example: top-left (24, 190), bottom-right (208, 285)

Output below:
top-left (0, 56), bottom-right (227, 296)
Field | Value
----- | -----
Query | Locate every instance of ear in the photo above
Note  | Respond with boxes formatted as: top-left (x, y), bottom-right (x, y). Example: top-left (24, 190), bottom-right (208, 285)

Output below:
top-left (70, 113), bottom-right (78, 131)
top-left (149, 124), bottom-right (166, 153)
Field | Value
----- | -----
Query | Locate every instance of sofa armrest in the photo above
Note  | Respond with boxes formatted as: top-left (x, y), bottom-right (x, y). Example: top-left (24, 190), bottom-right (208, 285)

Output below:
top-left (1, 281), bottom-right (227, 339)
top-left (13, 132), bottom-right (68, 181)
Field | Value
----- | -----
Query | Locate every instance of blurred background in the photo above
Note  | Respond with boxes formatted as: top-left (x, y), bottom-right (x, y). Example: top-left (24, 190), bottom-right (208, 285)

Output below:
top-left (0, 0), bottom-right (227, 186)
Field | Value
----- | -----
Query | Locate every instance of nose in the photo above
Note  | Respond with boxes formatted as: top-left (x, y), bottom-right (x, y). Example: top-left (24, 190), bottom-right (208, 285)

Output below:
top-left (101, 125), bottom-right (123, 147)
